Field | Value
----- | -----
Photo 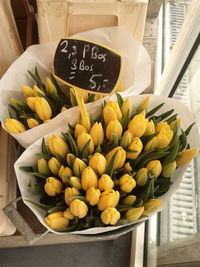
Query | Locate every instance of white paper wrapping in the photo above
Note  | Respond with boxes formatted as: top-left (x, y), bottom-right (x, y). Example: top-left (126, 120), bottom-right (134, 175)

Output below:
top-left (0, 26), bottom-right (151, 148)
top-left (14, 94), bottom-right (199, 235)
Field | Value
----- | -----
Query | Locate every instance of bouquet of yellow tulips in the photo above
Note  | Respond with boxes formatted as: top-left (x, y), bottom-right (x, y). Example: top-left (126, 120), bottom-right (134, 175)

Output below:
top-left (16, 94), bottom-right (198, 233)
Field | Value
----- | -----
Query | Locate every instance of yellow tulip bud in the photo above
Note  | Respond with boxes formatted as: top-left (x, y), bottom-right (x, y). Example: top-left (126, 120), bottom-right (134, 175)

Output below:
top-left (98, 174), bottom-right (114, 191)
top-left (44, 177), bottom-right (63, 196)
top-left (146, 160), bottom-right (162, 177)
top-left (106, 120), bottom-right (123, 141)
top-left (128, 114), bottom-right (147, 137)
top-left (144, 136), bottom-right (158, 151)
top-left (124, 162), bottom-right (133, 172)
top-left (63, 208), bottom-right (74, 220)
top-left (119, 174), bottom-right (136, 193)
top-left (86, 187), bottom-right (101, 206)
top-left (101, 207), bottom-right (120, 225)
top-left (22, 85), bottom-right (35, 97)
top-left (34, 97), bottom-right (52, 121)
top-left (48, 157), bottom-right (61, 175)
top-left (61, 106), bottom-right (67, 112)
top-left (64, 187), bottom-right (80, 205)
top-left (81, 166), bottom-right (98, 191)
top-left (143, 199), bottom-right (163, 216)
top-left (103, 101), bottom-right (122, 124)
top-left (89, 153), bottom-right (107, 175)
top-left (121, 98), bottom-right (132, 116)
top-left (143, 120), bottom-right (155, 136)
top-left (75, 124), bottom-right (88, 139)
top-left (45, 78), bottom-right (57, 95)
top-left (155, 122), bottom-right (170, 133)
top-left (33, 85), bottom-right (45, 96)
top-left (43, 119), bottom-right (51, 123)
top-left (48, 134), bottom-right (69, 158)
top-left (37, 158), bottom-right (50, 176)
top-left (26, 97), bottom-right (37, 111)
top-left (135, 168), bottom-right (148, 186)
top-left (66, 153), bottom-right (76, 168)
top-left (169, 119), bottom-right (181, 131)
top-left (70, 199), bottom-right (88, 218)
top-left (73, 157), bottom-right (87, 177)
top-left (176, 149), bottom-right (198, 167)
top-left (77, 133), bottom-right (94, 155)
top-left (58, 166), bottom-right (73, 184)
top-left (106, 146), bottom-right (126, 170)
top-left (45, 211), bottom-right (69, 230)
top-left (156, 129), bottom-right (173, 147)
top-left (98, 189), bottom-right (120, 211)
top-left (126, 207), bottom-right (144, 222)
top-left (136, 96), bottom-right (150, 113)
top-left (162, 161), bottom-right (177, 178)
top-left (122, 195), bottom-right (136, 206)
top-left (27, 118), bottom-right (40, 129)
top-left (120, 130), bottom-right (133, 148)
top-left (127, 137), bottom-right (143, 160)
top-left (116, 81), bottom-right (123, 92)
top-left (5, 118), bottom-right (26, 134)
top-left (90, 122), bottom-right (104, 146)
top-left (69, 176), bottom-right (82, 190)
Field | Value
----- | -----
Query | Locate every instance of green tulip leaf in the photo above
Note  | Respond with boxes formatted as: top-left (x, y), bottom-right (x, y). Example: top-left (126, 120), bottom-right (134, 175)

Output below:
top-left (104, 151), bottom-right (118, 176)
top-left (155, 178), bottom-right (172, 196)
top-left (81, 139), bottom-right (91, 159)
top-left (41, 138), bottom-right (50, 155)
top-left (120, 110), bottom-right (130, 130)
top-left (69, 89), bottom-right (78, 106)
top-left (47, 206), bottom-right (66, 214)
top-left (179, 129), bottom-right (187, 152)
top-left (65, 132), bottom-right (78, 156)
top-left (133, 200), bottom-right (143, 208)
top-left (146, 103), bottom-right (165, 118)
top-left (157, 109), bottom-right (174, 121)
top-left (166, 114), bottom-right (178, 124)
top-left (184, 122), bottom-right (195, 136)
top-left (69, 195), bottom-right (87, 203)
top-left (115, 219), bottom-right (129, 226)
top-left (8, 105), bottom-right (19, 120)
top-left (19, 166), bottom-right (34, 172)
top-left (87, 94), bottom-right (96, 103)
top-left (116, 93), bottom-right (124, 108)
top-left (25, 199), bottom-right (52, 210)
top-left (55, 154), bottom-right (66, 165)
top-left (28, 172), bottom-right (48, 179)
top-left (111, 134), bottom-right (119, 146)
top-left (35, 153), bottom-right (51, 160)
top-left (162, 141), bottom-right (179, 166)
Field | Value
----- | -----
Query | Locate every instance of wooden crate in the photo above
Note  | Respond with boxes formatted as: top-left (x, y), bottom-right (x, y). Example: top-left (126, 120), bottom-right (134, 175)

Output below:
top-left (36, 0), bottom-right (148, 44)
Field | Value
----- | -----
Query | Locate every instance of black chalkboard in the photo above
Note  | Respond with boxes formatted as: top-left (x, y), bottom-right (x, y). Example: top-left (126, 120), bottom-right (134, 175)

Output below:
top-left (53, 39), bottom-right (123, 95)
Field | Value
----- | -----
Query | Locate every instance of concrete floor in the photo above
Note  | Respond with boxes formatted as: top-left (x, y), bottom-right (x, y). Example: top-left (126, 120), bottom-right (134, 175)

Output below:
top-left (0, 233), bottom-right (131, 267)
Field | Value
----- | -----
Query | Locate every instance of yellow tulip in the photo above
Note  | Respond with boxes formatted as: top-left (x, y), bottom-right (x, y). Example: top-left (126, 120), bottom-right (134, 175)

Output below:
top-left (121, 98), bottom-right (132, 116)
top-left (58, 166), bottom-right (73, 184)
top-left (106, 120), bottom-right (123, 141)
top-left (98, 174), bottom-right (114, 191)
top-left (124, 162), bottom-right (133, 172)
top-left (144, 136), bottom-right (158, 151)
top-left (48, 157), bottom-right (61, 175)
top-left (37, 158), bottom-right (50, 176)
top-left (119, 174), bottom-right (136, 193)
top-left (5, 118), bottom-right (26, 134)
top-left (63, 208), bottom-right (74, 220)
top-left (101, 207), bottom-right (120, 225)
top-left (27, 118), bottom-right (40, 129)
top-left (44, 177), bottom-right (63, 196)
top-left (126, 207), bottom-right (144, 222)
top-left (156, 129), bottom-right (173, 147)
top-left (128, 114), bottom-right (147, 137)
top-left (103, 101), bottom-right (122, 124)
top-left (81, 166), bottom-right (98, 191)
top-left (33, 85), bottom-right (45, 96)
top-left (22, 85), bottom-right (35, 97)
top-left (90, 122), bottom-right (104, 146)
top-left (146, 160), bottom-right (162, 177)
top-left (98, 189), bottom-right (120, 211)
top-left (155, 122), bottom-right (170, 133)
top-left (127, 137), bottom-right (143, 160)
top-left (26, 97), bottom-right (37, 111)
top-left (70, 199), bottom-right (88, 218)
top-left (69, 176), bottom-right (82, 190)
top-left (120, 130), bottom-right (133, 148)
top-left (61, 106), bottom-right (67, 112)
top-left (135, 168), bottom-right (148, 186)
top-left (136, 96), bottom-right (150, 113)
top-left (86, 187), bottom-right (101, 206)
top-left (45, 78), bottom-right (57, 95)
top-left (122, 195), bottom-right (136, 206)
top-left (143, 120), bottom-right (155, 136)
top-left (106, 146), bottom-right (126, 170)
top-left (89, 153), bottom-right (107, 175)
top-left (73, 158), bottom-right (87, 177)
top-left (66, 153), bottom-right (76, 168)
top-left (162, 161), bottom-right (177, 178)
top-left (64, 187), bottom-right (80, 205)
top-left (116, 81), bottom-right (123, 92)
top-left (176, 149), bottom-right (198, 167)
top-left (45, 211), bottom-right (69, 230)
top-left (34, 97), bottom-right (52, 121)
top-left (74, 124), bottom-right (88, 139)
top-left (143, 199), bottom-right (163, 216)
top-left (77, 133), bottom-right (94, 155)
top-left (48, 134), bottom-right (69, 158)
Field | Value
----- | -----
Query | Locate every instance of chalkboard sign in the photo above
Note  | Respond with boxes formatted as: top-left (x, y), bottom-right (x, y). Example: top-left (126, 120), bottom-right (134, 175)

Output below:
top-left (53, 39), bottom-right (123, 95)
